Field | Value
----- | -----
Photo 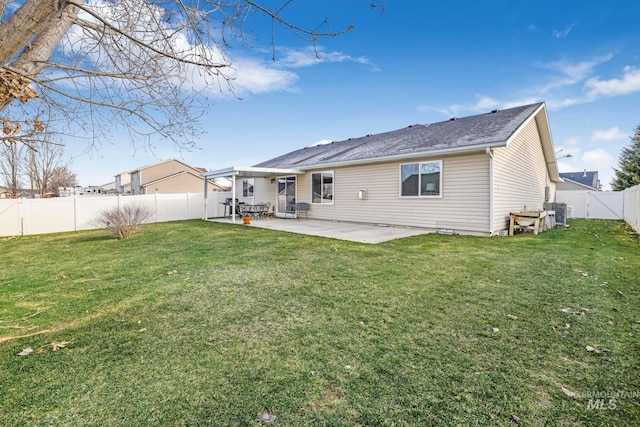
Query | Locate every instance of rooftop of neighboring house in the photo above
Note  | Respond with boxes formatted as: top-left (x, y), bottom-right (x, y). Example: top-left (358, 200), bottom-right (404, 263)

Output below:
top-left (116, 159), bottom-right (204, 176)
top-left (559, 170), bottom-right (600, 189)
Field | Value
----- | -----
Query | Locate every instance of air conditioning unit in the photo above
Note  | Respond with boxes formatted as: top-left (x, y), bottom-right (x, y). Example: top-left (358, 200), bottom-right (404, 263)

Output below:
top-left (551, 202), bottom-right (567, 226)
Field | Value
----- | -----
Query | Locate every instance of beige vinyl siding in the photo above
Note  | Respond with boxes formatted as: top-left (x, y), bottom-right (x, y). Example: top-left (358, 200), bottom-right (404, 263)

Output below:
top-left (492, 117), bottom-right (552, 232)
top-left (556, 180), bottom-right (591, 191)
top-left (141, 160), bottom-right (197, 184)
top-left (298, 153), bottom-right (490, 234)
top-left (237, 177), bottom-right (275, 205)
top-left (148, 174), bottom-right (214, 194)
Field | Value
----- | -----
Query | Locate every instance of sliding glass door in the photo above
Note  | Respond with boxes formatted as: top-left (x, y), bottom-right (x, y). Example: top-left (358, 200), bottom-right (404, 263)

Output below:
top-left (276, 176), bottom-right (296, 218)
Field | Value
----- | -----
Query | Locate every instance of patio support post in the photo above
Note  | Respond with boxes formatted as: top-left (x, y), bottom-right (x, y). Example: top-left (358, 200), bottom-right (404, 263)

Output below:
top-left (231, 176), bottom-right (236, 223)
top-left (203, 178), bottom-right (208, 219)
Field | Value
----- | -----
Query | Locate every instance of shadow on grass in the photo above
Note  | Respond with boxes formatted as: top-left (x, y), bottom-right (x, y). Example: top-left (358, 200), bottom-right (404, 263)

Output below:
top-left (66, 231), bottom-right (115, 244)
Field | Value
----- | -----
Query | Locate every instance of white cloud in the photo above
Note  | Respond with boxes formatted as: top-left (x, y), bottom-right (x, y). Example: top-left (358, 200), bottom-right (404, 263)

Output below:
top-left (278, 46), bottom-right (371, 68)
top-left (585, 66), bottom-right (640, 97)
top-left (557, 160), bottom-right (576, 173)
top-left (474, 96), bottom-right (500, 110)
top-left (534, 54), bottom-right (613, 97)
top-left (582, 148), bottom-right (615, 169)
top-left (590, 127), bottom-right (628, 141)
top-left (546, 55), bottom-right (612, 81)
top-left (582, 149), bottom-right (617, 190)
top-left (417, 104), bottom-right (463, 118)
top-left (553, 23), bottom-right (577, 39)
top-left (456, 54), bottom-right (619, 113)
top-left (563, 137), bottom-right (581, 147)
top-left (60, 1), bottom-right (370, 98)
top-left (223, 57), bottom-right (299, 95)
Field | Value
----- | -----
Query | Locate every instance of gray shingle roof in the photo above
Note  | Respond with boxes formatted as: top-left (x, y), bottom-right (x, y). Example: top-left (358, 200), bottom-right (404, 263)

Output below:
top-left (255, 103), bottom-right (544, 169)
top-left (559, 171), bottom-right (599, 189)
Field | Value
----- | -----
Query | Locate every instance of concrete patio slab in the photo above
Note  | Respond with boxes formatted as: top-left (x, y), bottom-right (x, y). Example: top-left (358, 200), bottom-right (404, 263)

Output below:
top-left (209, 218), bottom-right (431, 244)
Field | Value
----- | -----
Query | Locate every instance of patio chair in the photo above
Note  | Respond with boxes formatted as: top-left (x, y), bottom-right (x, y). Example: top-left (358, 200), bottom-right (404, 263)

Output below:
top-left (294, 202), bottom-right (310, 220)
top-left (260, 202), bottom-right (272, 219)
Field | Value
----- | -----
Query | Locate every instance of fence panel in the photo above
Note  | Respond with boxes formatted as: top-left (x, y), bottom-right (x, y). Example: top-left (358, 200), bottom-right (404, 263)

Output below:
top-left (556, 191), bottom-right (624, 219)
top-left (587, 191), bottom-right (624, 219)
top-left (0, 199), bottom-right (23, 236)
top-left (23, 198), bottom-right (76, 235)
top-left (75, 195), bottom-right (121, 231)
top-left (624, 184), bottom-right (640, 232)
top-left (555, 191), bottom-right (588, 218)
top-left (0, 191), bottom-right (231, 237)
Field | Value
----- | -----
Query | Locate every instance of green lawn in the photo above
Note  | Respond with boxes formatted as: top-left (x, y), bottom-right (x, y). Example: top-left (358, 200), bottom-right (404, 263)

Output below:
top-left (1, 219), bottom-right (638, 426)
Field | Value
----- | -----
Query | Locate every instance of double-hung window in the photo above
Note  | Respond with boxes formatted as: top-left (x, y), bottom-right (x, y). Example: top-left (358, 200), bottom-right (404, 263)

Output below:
top-left (311, 171), bottom-right (333, 204)
top-left (242, 178), bottom-right (254, 198)
top-left (400, 161), bottom-right (442, 197)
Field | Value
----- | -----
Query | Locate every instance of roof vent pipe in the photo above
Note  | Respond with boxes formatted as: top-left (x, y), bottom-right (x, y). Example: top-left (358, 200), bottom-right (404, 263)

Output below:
top-left (583, 169), bottom-right (587, 177)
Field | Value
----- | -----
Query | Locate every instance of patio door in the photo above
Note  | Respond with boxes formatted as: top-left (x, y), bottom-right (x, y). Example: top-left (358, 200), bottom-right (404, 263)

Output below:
top-left (276, 176), bottom-right (296, 218)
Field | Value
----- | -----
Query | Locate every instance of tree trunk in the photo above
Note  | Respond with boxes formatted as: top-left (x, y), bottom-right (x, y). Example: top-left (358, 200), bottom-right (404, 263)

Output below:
top-left (0, 2), bottom-right (78, 111)
top-left (0, 0), bottom-right (67, 66)
top-left (9, 3), bottom-right (79, 77)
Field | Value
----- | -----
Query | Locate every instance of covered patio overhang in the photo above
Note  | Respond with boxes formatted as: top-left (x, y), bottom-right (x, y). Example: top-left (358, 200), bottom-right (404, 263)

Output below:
top-left (201, 166), bottom-right (305, 222)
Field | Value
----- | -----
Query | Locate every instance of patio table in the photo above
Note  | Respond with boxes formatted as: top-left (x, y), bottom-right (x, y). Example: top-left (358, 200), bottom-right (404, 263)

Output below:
top-left (221, 201), bottom-right (245, 218)
top-left (239, 204), bottom-right (269, 219)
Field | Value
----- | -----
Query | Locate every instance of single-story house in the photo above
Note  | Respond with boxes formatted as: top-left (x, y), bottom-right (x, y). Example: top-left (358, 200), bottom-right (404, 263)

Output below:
top-left (557, 170), bottom-right (601, 191)
top-left (203, 102), bottom-right (562, 236)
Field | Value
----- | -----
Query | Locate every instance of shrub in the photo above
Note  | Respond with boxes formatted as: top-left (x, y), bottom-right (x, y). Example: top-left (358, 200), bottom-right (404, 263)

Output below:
top-left (93, 204), bottom-right (154, 239)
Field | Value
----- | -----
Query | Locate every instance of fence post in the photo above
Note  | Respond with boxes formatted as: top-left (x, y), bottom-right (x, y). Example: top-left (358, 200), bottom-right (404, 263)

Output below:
top-left (19, 197), bottom-right (24, 236)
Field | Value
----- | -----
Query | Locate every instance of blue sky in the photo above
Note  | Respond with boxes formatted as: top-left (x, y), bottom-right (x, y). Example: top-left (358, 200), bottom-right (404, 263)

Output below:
top-left (68, 0), bottom-right (640, 190)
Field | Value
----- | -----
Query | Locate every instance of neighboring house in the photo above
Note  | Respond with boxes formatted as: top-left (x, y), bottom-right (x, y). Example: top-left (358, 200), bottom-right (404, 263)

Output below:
top-left (0, 186), bottom-right (14, 199)
top-left (116, 159), bottom-right (222, 195)
top-left (557, 171), bottom-right (601, 191)
top-left (203, 102), bottom-right (562, 236)
top-left (115, 170), bottom-right (132, 194)
top-left (58, 183), bottom-right (117, 197)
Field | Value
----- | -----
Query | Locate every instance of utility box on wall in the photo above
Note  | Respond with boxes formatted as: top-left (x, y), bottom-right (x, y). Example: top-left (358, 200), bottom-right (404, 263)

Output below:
top-left (358, 190), bottom-right (368, 200)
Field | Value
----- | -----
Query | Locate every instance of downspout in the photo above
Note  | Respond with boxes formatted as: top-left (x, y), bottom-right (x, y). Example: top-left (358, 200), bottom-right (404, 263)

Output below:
top-left (486, 147), bottom-right (494, 235)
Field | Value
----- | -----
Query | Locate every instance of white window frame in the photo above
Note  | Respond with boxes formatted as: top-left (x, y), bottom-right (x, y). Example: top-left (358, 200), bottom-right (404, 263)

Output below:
top-left (311, 170), bottom-right (334, 204)
top-left (242, 178), bottom-right (254, 198)
top-left (399, 160), bottom-right (443, 198)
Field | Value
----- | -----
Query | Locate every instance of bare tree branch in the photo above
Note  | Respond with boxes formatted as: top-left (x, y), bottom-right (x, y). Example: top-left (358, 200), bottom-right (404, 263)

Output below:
top-left (0, 0), bottom-right (378, 153)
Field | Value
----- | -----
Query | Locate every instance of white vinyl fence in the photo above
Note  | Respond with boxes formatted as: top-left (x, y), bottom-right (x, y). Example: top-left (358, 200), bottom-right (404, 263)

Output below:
top-left (623, 184), bottom-right (640, 232)
top-left (0, 192), bottom-right (231, 237)
top-left (555, 190), bottom-right (624, 220)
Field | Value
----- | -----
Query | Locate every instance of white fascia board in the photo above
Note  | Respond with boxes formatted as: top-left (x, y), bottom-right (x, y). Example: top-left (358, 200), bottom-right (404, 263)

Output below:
top-left (504, 103), bottom-right (561, 182)
top-left (201, 166), bottom-right (304, 179)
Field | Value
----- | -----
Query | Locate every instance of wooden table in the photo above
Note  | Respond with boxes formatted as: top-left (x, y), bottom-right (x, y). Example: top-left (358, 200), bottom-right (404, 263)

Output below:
top-left (509, 210), bottom-right (548, 236)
